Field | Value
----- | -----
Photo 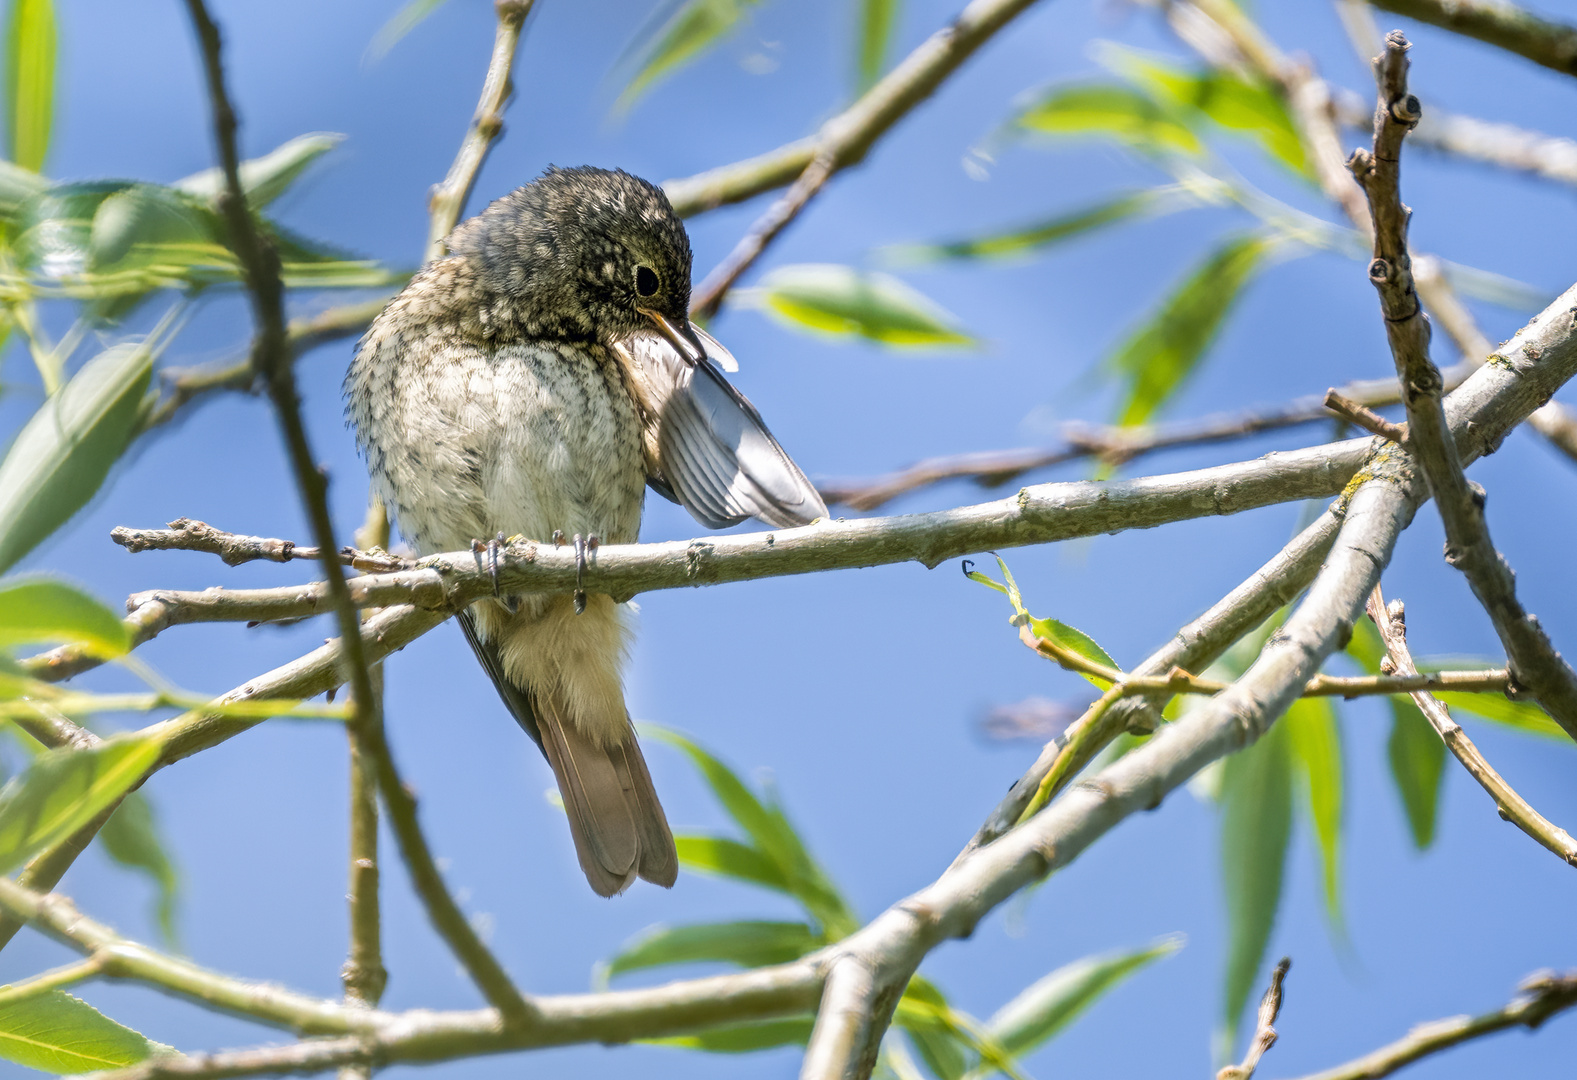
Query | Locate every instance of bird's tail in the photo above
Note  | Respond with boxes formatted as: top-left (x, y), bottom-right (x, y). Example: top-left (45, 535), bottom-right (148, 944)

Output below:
top-left (459, 599), bottom-right (677, 896)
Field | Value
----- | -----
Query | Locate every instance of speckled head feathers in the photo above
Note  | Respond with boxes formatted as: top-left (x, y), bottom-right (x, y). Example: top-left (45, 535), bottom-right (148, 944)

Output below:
top-left (445, 165), bottom-right (693, 343)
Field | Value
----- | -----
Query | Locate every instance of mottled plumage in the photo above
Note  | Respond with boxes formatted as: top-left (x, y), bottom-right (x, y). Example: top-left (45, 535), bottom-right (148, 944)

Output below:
top-left (345, 166), bottom-right (825, 896)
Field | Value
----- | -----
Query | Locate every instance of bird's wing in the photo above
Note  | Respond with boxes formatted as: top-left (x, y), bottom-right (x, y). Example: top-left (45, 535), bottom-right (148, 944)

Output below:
top-left (616, 334), bottom-right (827, 530)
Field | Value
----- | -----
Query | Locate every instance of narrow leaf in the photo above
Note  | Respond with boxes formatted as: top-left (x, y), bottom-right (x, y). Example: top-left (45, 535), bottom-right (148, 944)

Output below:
top-left (1284, 697), bottom-right (1343, 924)
top-left (174, 132), bottom-right (344, 209)
top-left (646, 1017), bottom-right (813, 1052)
top-left (896, 978), bottom-right (968, 1080)
top-left (365, 0), bottom-right (449, 63)
top-left (617, 0), bottom-right (765, 111)
top-left (0, 157), bottom-right (45, 220)
top-left (1009, 82), bottom-right (1201, 157)
top-left (1436, 691), bottom-right (1568, 740)
top-left (884, 187), bottom-right (1200, 265)
top-left (1107, 233), bottom-right (1270, 428)
top-left (0, 579), bottom-right (129, 656)
top-left (0, 732), bottom-right (164, 875)
top-left (672, 833), bottom-right (792, 892)
top-left (0, 991), bottom-right (161, 1074)
top-left (855, 0), bottom-right (899, 92)
top-left (1216, 718), bottom-right (1292, 1060)
top-left (980, 935), bottom-right (1183, 1063)
top-left (4, 0), bottom-right (54, 173)
top-left (601, 920), bottom-right (819, 982)
top-left (98, 791), bottom-right (180, 944)
top-left (0, 340), bottom-right (154, 574)
top-left (1386, 698), bottom-right (1445, 850)
top-left (742, 264), bottom-right (976, 348)
top-left (967, 556), bottom-right (1120, 689)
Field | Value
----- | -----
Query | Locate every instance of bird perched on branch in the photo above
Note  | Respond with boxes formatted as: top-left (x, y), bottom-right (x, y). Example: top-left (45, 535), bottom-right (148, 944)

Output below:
top-left (345, 166), bottom-right (826, 896)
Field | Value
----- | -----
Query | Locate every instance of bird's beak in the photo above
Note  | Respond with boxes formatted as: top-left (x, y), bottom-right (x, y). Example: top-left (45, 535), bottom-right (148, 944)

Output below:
top-left (639, 307), bottom-right (707, 366)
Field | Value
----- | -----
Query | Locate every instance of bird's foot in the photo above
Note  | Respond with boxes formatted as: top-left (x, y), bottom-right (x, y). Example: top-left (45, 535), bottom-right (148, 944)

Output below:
top-left (572, 534), bottom-right (601, 615)
top-left (471, 533), bottom-right (516, 611)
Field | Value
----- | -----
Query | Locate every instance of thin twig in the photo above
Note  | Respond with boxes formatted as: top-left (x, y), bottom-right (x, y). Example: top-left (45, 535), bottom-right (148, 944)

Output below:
top-left (1370, 0), bottom-right (1577, 78)
top-left (1367, 586), bottom-right (1577, 866)
top-left (1218, 957), bottom-right (1291, 1080)
top-left (1324, 389), bottom-right (1407, 442)
top-left (1288, 969), bottom-right (1577, 1080)
top-left (111, 518), bottom-right (408, 571)
top-left (423, 1), bottom-right (534, 260)
top-left (182, 0), bottom-right (382, 748)
top-left (1351, 32), bottom-right (1577, 744)
top-left (0, 956), bottom-right (105, 1008)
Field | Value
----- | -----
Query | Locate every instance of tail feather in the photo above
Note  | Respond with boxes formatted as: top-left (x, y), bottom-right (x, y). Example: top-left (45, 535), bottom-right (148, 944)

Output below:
top-left (458, 609), bottom-right (676, 897)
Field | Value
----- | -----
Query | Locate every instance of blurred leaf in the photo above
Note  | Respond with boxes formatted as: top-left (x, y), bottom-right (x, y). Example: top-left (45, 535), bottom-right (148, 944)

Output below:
top-left (601, 920), bottom-right (819, 983)
top-left (1009, 82), bottom-right (1201, 156)
top-left (365, 0), bottom-right (449, 63)
top-left (647, 1017), bottom-right (814, 1052)
top-left (4, 0), bottom-right (54, 173)
top-left (1097, 47), bottom-right (1310, 177)
top-left (1217, 717), bottom-right (1292, 1060)
top-left (742, 263), bottom-right (975, 348)
top-left (965, 556), bottom-right (1119, 689)
top-left (855, 0), bottom-right (899, 92)
top-left (1436, 691), bottom-right (1567, 740)
top-left (99, 790), bottom-right (180, 945)
top-left (976, 935), bottom-right (1182, 1068)
top-left (1439, 261), bottom-right (1553, 312)
top-left (649, 726), bottom-right (857, 936)
top-left (1386, 698), bottom-right (1445, 850)
top-left (673, 833), bottom-right (793, 892)
top-left (617, 0), bottom-right (766, 110)
top-left (885, 186), bottom-right (1202, 265)
top-left (0, 732), bottom-right (163, 876)
top-left (175, 132), bottom-right (344, 209)
top-left (1108, 233), bottom-right (1271, 428)
top-left (0, 991), bottom-right (161, 1073)
top-left (0, 340), bottom-right (153, 574)
top-left (0, 579), bottom-right (129, 656)
top-left (0, 157), bottom-right (44, 220)
top-left (1284, 697), bottom-right (1343, 924)
top-left (896, 977), bottom-right (970, 1080)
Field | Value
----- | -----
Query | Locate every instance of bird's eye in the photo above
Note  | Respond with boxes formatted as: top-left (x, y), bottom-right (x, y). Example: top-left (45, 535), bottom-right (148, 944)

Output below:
top-left (635, 264), bottom-right (660, 298)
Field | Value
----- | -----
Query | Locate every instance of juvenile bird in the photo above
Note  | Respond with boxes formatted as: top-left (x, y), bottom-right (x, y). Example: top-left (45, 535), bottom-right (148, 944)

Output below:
top-left (345, 166), bottom-right (826, 896)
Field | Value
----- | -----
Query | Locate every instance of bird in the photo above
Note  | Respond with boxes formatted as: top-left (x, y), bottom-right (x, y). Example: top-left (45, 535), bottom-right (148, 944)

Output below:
top-left (344, 165), bottom-right (827, 896)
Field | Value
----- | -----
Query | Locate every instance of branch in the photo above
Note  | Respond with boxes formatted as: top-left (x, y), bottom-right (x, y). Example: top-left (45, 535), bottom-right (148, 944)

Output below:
top-left (819, 364), bottom-right (1469, 512)
top-left (424, 1), bottom-right (534, 259)
top-left (182, 1), bottom-right (381, 746)
top-left (1323, 389), bottom-right (1406, 442)
top-left (662, 0), bottom-right (1047, 218)
top-left (110, 518), bottom-right (408, 571)
top-left (1218, 957), bottom-right (1291, 1080)
top-left (1351, 32), bottom-right (1577, 744)
top-left (1367, 586), bottom-right (1577, 866)
top-left (1370, 0), bottom-right (1577, 77)
top-left (1289, 969), bottom-right (1577, 1080)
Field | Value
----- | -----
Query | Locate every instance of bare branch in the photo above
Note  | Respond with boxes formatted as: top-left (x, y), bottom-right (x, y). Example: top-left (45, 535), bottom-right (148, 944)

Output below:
top-left (1324, 389), bottom-right (1407, 442)
top-left (1370, 0), bottom-right (1577, 77)
top-left (1351, 32), bottom-right (1577, 744)
top-left (1218, 957), bottom-right (1291, 1080)
top-left (1289, 969), bottom-right (1577, 1080)
top-left (1367, 587), bottom-right (1577, 866)
top-left (111, 518), bottom-right (408, 571)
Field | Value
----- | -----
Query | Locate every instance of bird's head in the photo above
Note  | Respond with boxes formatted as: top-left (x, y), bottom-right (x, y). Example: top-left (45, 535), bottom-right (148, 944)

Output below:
top-left (448, 165), bottom-right (711, 360)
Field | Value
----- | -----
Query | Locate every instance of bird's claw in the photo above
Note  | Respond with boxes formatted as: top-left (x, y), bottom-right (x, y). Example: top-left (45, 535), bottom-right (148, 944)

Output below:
top-left (473, 533), bottom-right (515, 611)
top-left (572, 534), bottom-right (600, 615)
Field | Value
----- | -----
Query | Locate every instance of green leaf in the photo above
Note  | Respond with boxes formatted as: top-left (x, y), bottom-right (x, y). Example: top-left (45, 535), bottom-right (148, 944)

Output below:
top-left (647, 1017), bottom-right (814, 1052)
top-left (896, 978), bottom-right (969, 1080)
top-left (978, 935), bottom-right (1183, 1065)
top-left (1284, 696), bottom-right (1343, 924)
top-left (0, 991), bottom-right (161, 1073)
top-left (0, 157), bottom-right (44, 220)
top-left (673, 833), bottom-right (794, 892)
top-left (0, 732), bottom-right (163, 876)
top-left (600, 920), bottom-right (819, 983)
top-left (1436, 691), bottom-right (1568, 740)
top-left (174, 132), bottom-right (344, 210)
top-left (1107, 233), bottom-right (1271, 428)
top-left (855, 0), bottom-right (899, 92)
top-left (649, 726), bottom-right (857, 936)
top-left (966, 556), bottom-right (1120, 689)
top-left (742, 264), bottom-right (976, 348)
top-left (617, 0), bottom-right (766, 111)
top-left (0, 340), bottom-right (153, 574)
top-left (0, 579), bottom-right (129, 656)
top-left (1216, 718), bottom-right (1292, 1061)
top-left (98, 790), bottom-right (180, 945)
top-left (365, 0), bottom-right (450, 63)
top-left (1009, 82), bottom-right (1201, 156)
top-left (1096, 47), bottom-right (1310, 177)
top-left (884, 187), bottom-right (1203, 265)
top-left (1386, 697), bottom-right (1445, 850)
top-left (4, 0), bottom-right (54, 173)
